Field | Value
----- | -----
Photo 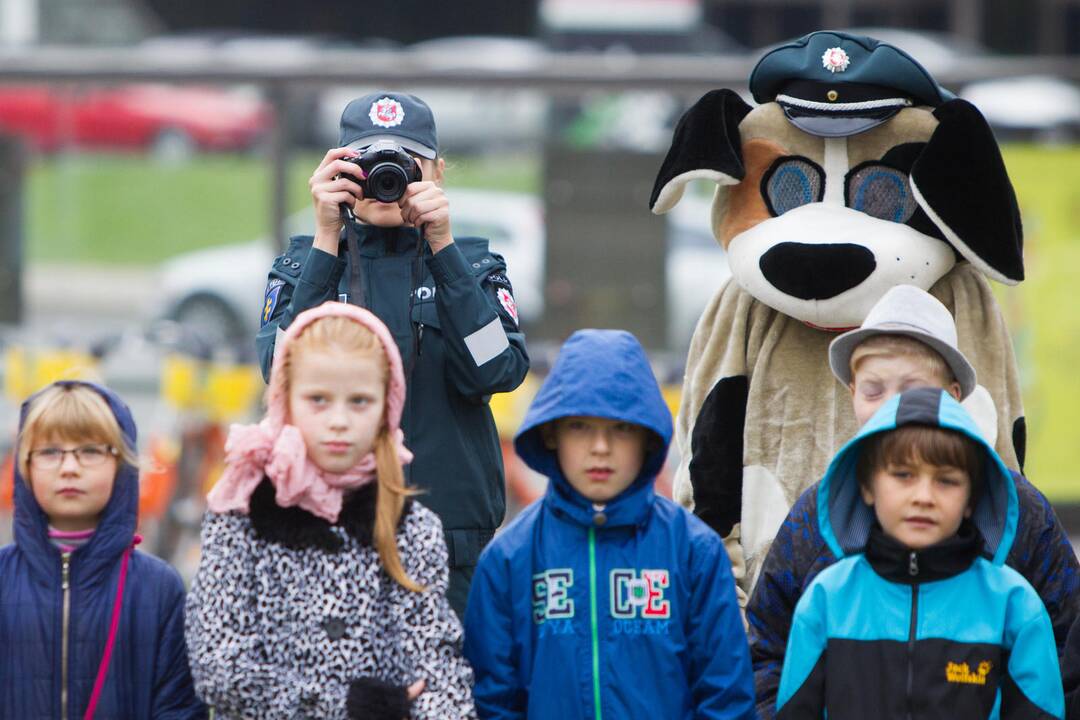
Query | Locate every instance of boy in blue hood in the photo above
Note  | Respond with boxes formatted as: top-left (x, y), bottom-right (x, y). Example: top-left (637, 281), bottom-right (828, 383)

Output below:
top-left (463, 329), bottom-right (756, 720)
top-left (776, 387), bottom-right (1063, 719)
top-left (0, 381), bottom-right (205, 718)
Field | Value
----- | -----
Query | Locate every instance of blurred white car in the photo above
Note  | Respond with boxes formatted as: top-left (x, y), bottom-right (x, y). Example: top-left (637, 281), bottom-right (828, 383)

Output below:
top-left (962, 75), bottom-right (1080, 142)
top-left (158, 186), bottom-right (724, 356)
top-left (665, 191), bottom-right (729, 352)
top-left (157, 188), bottom-right (545, 353)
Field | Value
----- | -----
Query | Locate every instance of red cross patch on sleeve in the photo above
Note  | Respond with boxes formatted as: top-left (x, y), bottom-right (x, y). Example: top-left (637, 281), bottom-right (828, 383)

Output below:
top-left (496, 287), bottom-right (518, 326)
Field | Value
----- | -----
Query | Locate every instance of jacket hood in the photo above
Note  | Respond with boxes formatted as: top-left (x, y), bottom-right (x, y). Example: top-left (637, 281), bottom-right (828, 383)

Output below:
top-left (514, 329), bottom-right (672, 527)
top-left (818, 386), bottom-right (1018, 565)
top-left (13, 381), bottom-right (139, 585)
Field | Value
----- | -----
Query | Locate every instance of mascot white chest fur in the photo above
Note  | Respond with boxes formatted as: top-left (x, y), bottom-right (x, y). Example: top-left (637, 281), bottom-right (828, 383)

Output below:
top-left (650, 31), bottom-right (1026, 601)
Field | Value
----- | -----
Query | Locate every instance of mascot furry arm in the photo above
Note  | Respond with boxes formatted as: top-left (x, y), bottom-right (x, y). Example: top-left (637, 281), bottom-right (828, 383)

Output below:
top-left (651, 32), bottom-right (1025, 603)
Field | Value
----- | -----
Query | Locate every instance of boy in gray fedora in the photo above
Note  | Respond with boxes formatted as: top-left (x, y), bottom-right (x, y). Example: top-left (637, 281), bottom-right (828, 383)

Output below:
top-left (746, 284), bottom-right (1079, 719)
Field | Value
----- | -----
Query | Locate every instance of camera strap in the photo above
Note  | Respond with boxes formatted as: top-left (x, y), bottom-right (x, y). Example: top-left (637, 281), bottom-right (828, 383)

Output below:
top-left (343, 219), bottom-right (367, 309)
top-left (405, 231), bottom-right (425, 378)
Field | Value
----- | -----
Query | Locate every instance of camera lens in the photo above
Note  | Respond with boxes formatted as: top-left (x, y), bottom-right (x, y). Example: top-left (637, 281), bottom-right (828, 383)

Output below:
top-left (367, 162), bottom-right (408, 203)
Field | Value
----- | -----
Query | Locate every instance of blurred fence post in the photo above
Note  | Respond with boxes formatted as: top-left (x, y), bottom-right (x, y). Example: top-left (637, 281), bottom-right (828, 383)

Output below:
top-left (267, 83), bottom-right (290, 254)
top-left (0, 135), bottom-right (24, 325)
top-left (539, 144), bottom-right (668, 348)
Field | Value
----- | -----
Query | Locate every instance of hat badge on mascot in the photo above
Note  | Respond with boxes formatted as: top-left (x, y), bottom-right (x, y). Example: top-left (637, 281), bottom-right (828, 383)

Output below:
top-left (821, 47), bottom-right (850, 72)
top-left (650, 29), bottom-right (1023, 330)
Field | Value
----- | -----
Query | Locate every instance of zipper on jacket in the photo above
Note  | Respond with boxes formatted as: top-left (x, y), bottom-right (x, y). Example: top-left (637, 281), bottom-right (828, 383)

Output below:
top-left (61, 551), bottom-right (72, 720)
top-left (588, 527), bottom-right (602, 720)
top-left (906, 557), bottom-right (919, 720)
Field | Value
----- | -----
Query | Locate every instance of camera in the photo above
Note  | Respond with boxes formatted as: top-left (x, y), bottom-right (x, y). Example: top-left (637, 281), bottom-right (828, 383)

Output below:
top-left (343, 140), bottom-right (422, 203)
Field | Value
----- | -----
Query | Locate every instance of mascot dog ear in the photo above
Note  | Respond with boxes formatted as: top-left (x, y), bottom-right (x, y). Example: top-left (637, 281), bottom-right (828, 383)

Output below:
top-left (650, 89), bottom-right (753, 214)
top-left (911, 98), bottom-right (1024, 284)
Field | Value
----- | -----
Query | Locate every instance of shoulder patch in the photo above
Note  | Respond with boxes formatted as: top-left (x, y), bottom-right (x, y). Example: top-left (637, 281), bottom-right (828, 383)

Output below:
top-left (496, 287), bottom-right (519, 326)
top-left (261, 278), bottom-right (285, 327)
top-left (487, 272), bottom-right (512, 290)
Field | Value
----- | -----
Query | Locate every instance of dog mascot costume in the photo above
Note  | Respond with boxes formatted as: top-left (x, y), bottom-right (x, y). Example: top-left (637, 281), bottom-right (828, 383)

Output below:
top-left (650, 31), bottom-right (1026, 604)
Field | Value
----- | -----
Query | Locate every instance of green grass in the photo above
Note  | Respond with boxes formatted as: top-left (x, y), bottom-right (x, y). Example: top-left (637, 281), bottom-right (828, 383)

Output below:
top-left (999, 145), bottom-right (1080, 501)
top-left (25, 151), bottom-right (540, 264)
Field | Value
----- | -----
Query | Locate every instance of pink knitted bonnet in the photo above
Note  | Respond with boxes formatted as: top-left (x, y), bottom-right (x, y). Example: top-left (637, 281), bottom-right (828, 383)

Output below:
top-left (206, 301), bottom-right (411, 522)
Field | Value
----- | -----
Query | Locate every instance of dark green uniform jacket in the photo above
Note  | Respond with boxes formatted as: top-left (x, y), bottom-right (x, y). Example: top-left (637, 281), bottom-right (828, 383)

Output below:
top-left (256, 223), bottom-right (529, 585)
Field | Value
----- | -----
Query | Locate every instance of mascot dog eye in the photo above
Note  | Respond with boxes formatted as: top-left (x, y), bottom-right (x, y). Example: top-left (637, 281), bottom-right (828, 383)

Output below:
top-left (648, 30), bottom-right (1027, 602)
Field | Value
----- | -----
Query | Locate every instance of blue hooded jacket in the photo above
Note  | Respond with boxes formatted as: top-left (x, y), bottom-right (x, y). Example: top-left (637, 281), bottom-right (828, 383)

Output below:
top-left (0, 381), bottom-right (205, 719)
top-left (463, 329), bottom-right (756, 720)
top-left (776, 387), bottom-right (1064, 719)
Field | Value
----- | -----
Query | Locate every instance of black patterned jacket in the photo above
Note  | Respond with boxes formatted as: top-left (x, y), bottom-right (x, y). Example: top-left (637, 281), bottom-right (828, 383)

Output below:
top-left (185, 481), bottom-right (477, 720)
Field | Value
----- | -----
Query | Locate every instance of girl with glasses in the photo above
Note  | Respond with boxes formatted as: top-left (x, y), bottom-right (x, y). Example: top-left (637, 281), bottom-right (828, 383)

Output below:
top-left (0, 380), bottom-right (205, 718)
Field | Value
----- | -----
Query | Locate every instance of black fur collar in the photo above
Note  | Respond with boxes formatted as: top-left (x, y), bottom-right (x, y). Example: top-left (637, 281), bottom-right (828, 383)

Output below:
top-left (249, 478), bottom-right (409, 552)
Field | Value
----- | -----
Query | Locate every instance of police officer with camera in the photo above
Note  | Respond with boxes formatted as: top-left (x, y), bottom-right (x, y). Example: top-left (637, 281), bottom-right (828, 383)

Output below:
top-left (256, 92), bottom-right (530, 615)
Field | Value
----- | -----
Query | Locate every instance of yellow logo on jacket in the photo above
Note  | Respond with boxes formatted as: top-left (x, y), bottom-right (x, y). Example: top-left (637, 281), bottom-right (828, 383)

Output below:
top-left (946, 660), bottom-right (992, 685)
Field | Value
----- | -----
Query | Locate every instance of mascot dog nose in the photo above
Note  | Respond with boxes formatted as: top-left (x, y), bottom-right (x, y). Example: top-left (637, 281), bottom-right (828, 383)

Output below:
top-left (759, 242), bottom-right (876, 300)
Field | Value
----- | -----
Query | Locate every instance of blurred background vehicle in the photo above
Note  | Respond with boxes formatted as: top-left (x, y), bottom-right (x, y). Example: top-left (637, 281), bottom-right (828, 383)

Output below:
top-left (962, 75), bottom-right (1080, 142)
top-left (155, 184), bottom-right (724, 355)
top-left (0, 83), bottom-right (270, 157)
top-left (666, 190), bottom-right (729, 352)
top-left (155, 188), bottom-right (548, 352)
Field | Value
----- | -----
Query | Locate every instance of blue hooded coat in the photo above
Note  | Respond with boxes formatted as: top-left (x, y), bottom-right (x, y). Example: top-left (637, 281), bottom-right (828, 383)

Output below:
top-left (463, 329), bottom-right (755, 720)
top-left (776, 387), bottom-right (1064, 719)
top-left (0, 381), bottom-right (204, 719)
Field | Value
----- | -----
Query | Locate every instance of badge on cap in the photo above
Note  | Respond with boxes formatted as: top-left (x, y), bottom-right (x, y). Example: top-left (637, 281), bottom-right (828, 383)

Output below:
top-left (496, 288), bottom-right (518, 325)
top-left (821, 47), bottom-right (851, 73)
top-left (369, 97), bottom-right (405, 128)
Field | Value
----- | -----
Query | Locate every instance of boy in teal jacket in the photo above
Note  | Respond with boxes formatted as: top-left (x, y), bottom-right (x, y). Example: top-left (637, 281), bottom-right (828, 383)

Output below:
top-left (777, 387), bottom-right (1063, 719)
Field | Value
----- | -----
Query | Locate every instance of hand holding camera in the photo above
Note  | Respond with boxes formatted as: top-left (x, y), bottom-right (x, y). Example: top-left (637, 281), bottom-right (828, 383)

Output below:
top-left (309, 142), bottom-right (453, 255)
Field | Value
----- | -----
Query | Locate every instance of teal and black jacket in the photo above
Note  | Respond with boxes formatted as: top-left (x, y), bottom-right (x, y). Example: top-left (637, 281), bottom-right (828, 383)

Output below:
top-left (255, 223), bottom-right (529, 572)
top-left (463, 329), bottom-right (755, 719)
top-left (777, 387), bottom-right (1064, 719)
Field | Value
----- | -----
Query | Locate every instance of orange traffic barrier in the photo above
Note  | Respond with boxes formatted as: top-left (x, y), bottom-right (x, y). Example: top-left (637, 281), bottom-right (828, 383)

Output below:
top-left (0, 452), bottom-right (13, 510)
top-left (139, 436), bottom-right (180, 520)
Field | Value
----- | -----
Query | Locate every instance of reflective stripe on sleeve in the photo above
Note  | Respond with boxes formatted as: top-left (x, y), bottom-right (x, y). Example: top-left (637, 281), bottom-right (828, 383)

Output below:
top-left (464, 317), bottom-right (510, 367)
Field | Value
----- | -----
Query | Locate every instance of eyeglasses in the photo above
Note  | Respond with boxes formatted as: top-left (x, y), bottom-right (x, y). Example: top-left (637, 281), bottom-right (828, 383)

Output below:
top-left (29, 444), bottom-right (118, 470)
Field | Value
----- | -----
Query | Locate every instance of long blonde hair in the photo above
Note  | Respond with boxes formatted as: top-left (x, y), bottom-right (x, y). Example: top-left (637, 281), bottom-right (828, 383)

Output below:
top-left (18, 383), bottom-right (136, 480)
top-left (281, 316), bottom-right (422, 592)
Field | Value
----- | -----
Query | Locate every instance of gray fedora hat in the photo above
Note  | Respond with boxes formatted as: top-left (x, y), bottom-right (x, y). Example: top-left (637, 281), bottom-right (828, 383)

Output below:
top-left (829, 285), bottom-right (977, 398)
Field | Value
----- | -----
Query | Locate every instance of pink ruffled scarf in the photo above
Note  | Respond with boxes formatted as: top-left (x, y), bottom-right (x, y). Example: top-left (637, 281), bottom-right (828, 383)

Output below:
top-left (207, 302), bottom-right (412, 523)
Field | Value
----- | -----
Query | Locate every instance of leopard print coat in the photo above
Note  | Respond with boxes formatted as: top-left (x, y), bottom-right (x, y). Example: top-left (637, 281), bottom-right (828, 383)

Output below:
top-left (185, 481), bottom-right (477, 720)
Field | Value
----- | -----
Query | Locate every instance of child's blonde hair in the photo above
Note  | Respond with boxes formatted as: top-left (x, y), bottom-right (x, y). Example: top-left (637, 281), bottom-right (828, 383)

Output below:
top-left (18, 383), bottom-right (136, 480)
top-left (849, 335), bottom-right (955, 385)
top-left (280, 316), bottom-right (422, 593)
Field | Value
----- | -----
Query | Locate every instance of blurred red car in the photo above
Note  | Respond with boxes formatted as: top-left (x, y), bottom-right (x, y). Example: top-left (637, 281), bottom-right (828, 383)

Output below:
top-left (0, 83), bottom-right (271, 154)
